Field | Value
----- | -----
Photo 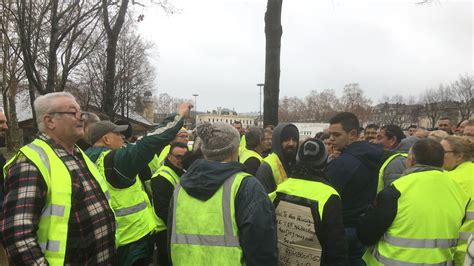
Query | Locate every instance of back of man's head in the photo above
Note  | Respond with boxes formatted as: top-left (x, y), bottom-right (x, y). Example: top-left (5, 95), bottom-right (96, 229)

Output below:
top-left (410, 138), bottom-right (444, 168)
top-left (329, 112), bottom-right (360, 133)
top-left (381, 124), bottom-right (406, 145)
top-left (197, 122), bottom-right (240, 162)
top-left (245, 127), bottom-right (264, 150)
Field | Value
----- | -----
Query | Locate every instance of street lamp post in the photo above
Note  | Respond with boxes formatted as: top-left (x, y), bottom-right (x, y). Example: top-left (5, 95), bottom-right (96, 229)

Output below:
top-left (256, 83), bottom-right (264, 125)
top-left (192, 94), bottom-right (199, 127)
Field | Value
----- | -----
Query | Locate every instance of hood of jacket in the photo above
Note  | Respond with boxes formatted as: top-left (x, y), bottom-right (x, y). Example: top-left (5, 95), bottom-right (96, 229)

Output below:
top-left (271, 123), bottom-right (299, 172)
top-left (179, 159), bottom-right (247, 201)
top-left (85, 146), bottom-right (111, 162)
top-left (393, 136), bottom-right (420, 153)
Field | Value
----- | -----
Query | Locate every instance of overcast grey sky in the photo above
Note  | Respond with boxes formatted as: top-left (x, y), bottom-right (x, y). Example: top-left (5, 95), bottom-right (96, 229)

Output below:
top-left (137, 0), bottom-right (473, 113)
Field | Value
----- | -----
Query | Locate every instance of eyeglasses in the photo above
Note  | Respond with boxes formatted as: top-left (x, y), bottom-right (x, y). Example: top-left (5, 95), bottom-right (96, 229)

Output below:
top-left (49, 111), bottom-right (86, 120)
top-left (444, 151), bottom-right (456, 154)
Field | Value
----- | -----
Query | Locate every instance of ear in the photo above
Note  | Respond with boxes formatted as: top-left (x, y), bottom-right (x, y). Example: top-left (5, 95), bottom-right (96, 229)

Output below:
top-left (349, 129), bottom-right (359, 140)
top-left (102, 134), bottom-right (111, 146)
top-left (43, 114), bottom-right (56, 130)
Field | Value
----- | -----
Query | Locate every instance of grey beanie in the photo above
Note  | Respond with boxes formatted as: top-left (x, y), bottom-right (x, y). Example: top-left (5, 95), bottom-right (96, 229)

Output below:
top-left (197, 122), bottom-right (240, 161)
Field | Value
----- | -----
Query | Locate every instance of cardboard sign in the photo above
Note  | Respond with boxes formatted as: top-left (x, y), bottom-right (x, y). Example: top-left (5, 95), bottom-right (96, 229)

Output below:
top-left (276, 200), bottom-right (322, 265)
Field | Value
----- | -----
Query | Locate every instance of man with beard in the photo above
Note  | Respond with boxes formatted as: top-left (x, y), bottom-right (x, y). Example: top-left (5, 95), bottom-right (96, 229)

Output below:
top-left (326, 112), bottom-right (383, 265)
top-left (364, 124), bottom-right (378, 142)
top-left (256, 123), bottom-right (299, 193)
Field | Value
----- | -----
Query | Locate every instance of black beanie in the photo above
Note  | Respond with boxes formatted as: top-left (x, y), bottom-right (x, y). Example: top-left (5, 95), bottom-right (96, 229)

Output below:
top-left (297, 138), bottom-right (327, 168)
top-left (280, 125), bottom-right (299, 142)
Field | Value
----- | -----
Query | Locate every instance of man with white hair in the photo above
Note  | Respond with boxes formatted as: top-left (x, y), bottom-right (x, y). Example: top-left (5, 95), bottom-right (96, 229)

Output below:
top-left (1, 92), bottom-right (116, 265)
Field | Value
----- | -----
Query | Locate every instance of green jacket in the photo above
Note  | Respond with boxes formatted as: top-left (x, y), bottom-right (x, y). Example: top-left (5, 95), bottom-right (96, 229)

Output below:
top-left (86, 113), bottom-right (184, 187)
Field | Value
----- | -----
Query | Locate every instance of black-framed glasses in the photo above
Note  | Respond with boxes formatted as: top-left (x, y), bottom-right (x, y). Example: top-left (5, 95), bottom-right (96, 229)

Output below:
top-left (49, 111), bottom-right (86, 120)
top-left (444, 150), bottom-right (456, 154)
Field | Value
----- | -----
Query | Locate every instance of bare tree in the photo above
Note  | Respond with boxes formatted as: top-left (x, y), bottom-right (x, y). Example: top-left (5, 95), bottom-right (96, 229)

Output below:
top-left (263, 0), bottom-right (282, 127)
top-left (0, 0), bottom-right (24, 150)
top-left (339, 83), bottom-right (372, 123)
top-left (422, 86), bottom-right (443, 129)
top-left (451, 74), bottom-right (473, 120)
top-left (13, 0), bottom-right (103, 94)
top-left (76, 15), bottom-right (155, 117)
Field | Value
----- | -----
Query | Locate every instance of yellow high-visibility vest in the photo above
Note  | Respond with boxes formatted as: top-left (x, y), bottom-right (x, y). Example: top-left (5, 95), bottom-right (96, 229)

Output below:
top-left (4, 139), bottom-right (113, 265)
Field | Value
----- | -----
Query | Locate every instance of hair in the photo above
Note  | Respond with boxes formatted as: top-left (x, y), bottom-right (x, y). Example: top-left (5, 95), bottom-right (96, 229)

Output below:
top-left (428, 130), bottom-right (449, 143)
top-left (365, 124), bottom-right (379, 131)
top-left (314, 131), bottom-right (325, 139)
top-left (466, 120), bottom-right (474, 127)
top-left (439, 117), bottom-right (452, 122)
top-left (329, 112), bottom-right (360, 133)
top-left (84, 112), bottom-right (100, 131)
top-left (170, 141), bottom-right (189, 153)
top-left (408, 125), bottom-right (417, 130)
top-left (264, 124), bottom-right (275, 130)
top-left (410, 138), bottom-right (444, 167)
top-left (443, 136), bottom-right (474, 162)
top-left (319, 132), bottom-right (331, 141)
top-left (245, 127), bottom-right (264, 150)
top-left (233, 120), bottom-right (242, 125)
top-left (34, 92), bottom-right (76, 132)
top-left (381, 124), bottom-right (406, 144)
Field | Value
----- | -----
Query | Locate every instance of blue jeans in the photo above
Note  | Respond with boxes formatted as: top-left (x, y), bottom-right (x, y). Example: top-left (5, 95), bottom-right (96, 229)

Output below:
top-left (344, 227), bottom-right (367, 266)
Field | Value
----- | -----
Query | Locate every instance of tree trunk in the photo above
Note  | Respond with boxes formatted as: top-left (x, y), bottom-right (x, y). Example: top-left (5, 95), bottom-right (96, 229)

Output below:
top-left (102, 0), bottom-right (130, 121)
top-left (46, 0), bottom-right (59, 93)
top-left (104, 34), bottom-right (118, 119)
top-left (6, 80), bottom-right (21, 150)
top-left (263, 0), bottom-right (282, 127)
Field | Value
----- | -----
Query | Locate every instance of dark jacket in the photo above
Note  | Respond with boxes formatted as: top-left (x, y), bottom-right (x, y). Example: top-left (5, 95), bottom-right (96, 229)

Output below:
top-left (85, 113), bottom-right (184, 188)
top-left (168, 159), bottom-right (279, 266)
top-left (326, 141), bottom-right (383, 227)
top-left (242, 157), bottom-right (260, 176)
top-left (275, 174), bottom-right (348, 265)
top-left (151, 158), bottom-right (184, 266)
top-left (256, 123), bottom-right (299, 193)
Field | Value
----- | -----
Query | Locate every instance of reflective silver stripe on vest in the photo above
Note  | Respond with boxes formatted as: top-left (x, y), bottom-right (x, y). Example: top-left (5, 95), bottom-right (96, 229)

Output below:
top-left (104, 191), bottom-right (111, 200)
top-left (27, 143), bottom-right (51, 174)
top-left (466, 211), bottom-right (474, 221)
top-left (39, 240), bottom-right (60, 252)
top-left (384, 234), bottom-right (458, 249)
top-left (170, 175), bottom-right (240, 247)
top-left (371, 246), bottom-right (454, 266)
top-left (41, 204), bottom-right (65, 218)
top-left (460, 232), bottom-right (472, 241)
top-left (114, 200), bottom-right (147, 217)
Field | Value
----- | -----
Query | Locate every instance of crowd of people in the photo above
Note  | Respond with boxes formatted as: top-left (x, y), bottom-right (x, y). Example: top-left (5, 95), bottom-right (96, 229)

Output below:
top-left (0, 91), bottom-right (473, 265)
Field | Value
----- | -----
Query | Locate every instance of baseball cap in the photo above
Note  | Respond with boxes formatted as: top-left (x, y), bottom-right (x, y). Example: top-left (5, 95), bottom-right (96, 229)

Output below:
top-left (87, 121), bottom-right (129, 145)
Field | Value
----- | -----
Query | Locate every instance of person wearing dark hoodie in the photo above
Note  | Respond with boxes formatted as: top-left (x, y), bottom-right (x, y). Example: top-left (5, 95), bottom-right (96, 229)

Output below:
top-left (255, 123), bottom-right (299, 193)
top-left (168, 122), bottom-right (278, 266)
top-left (85, 102), bottom-right (192, 266)
top-left (326, 112), bottom-right (383, 265)
top-left (375, 124), bottom-right (419, 193)
top-left (272, 138), bottom-right (348, 265)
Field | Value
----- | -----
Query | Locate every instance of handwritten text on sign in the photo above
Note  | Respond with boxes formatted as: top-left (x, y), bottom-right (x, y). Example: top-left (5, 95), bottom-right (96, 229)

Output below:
top-left (276, 200), bottom-right (322, 266)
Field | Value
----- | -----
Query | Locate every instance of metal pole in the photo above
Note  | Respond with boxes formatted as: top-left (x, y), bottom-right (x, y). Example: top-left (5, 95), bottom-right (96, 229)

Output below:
top-left (192, 94), bottom-right (198, 126)
top-left (256, 83), bottom-right (264, 125)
